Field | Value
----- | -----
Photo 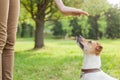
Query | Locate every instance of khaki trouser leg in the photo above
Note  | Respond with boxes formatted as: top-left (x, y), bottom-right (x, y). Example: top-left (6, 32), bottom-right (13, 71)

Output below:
top-left (2, 0), bottom-right (20, 80)
top-left (0, 0), bottom-right (20, 80)
top-left (0, 55), bottom-right (1, 80)
top-left (0, 0), bottom-right (9, 79)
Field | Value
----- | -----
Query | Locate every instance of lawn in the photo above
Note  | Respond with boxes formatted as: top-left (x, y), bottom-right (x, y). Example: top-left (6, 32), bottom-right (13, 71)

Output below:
top-left (14, 38), bottom-right (120, 80)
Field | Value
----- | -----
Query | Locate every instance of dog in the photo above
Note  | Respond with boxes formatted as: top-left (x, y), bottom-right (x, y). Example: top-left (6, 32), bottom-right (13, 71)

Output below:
top-left (76, 36), bottom-right (117, 80)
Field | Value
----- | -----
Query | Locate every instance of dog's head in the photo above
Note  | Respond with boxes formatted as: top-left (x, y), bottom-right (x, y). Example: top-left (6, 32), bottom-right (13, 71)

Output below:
top-left (76, 35), bottom-right (103, 56)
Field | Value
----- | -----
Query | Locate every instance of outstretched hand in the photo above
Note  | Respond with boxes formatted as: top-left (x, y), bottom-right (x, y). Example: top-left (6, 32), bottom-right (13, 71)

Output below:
top-left (60, 6), bottom-right (89, 16)
top-left (54, 0), bottom-right (89, 16)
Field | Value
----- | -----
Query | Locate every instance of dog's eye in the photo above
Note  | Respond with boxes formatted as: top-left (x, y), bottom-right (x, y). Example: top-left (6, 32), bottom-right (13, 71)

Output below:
top-left (88, 41), bottom-right (92, 43)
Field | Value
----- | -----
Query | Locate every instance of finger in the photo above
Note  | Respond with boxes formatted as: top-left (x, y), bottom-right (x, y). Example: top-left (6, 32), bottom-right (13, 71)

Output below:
top-left (74, 12), bottom-right (86, 16)
top-left (76, 9), bottom-right (89, 16)
top-left (81, 11), bottom-right (89, 16)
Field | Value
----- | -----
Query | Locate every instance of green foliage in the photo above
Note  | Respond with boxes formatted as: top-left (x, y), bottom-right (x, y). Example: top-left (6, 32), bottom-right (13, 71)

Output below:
top-left (19, 4), bottom-right (31, 22)
top-left (77, 16), bottom-right (90, 38)
top-left (20, 0), bottom-right (54, 22)
top-left (81, 0), bottom-right (110, 16)
top-left (51, 20), bottom-right (65, 36)
top-left (98, 15), bottom-right (107, 36)
top-left (105, 7), bottom-right (120, 39)
top-left (88, 15), bottom-right (101, 39)
top-left (63, 0), bottom-right (83, 8)
top-left (80, 0), bottom-right (110, 39)
top-left (19, 0), bottom-right (120, 40)
top-left (70, 17), bottom-right (82, 36)
top-left (14, 38), bottom-right (120, 80)
top-left (18, 23), bottom-right (34, 38)
top-left (61, 18), bottom-right (72, 37)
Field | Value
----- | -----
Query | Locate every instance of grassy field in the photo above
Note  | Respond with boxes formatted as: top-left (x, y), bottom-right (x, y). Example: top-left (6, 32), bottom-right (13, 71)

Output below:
top-left (14, 38), bottom-right (120, 80)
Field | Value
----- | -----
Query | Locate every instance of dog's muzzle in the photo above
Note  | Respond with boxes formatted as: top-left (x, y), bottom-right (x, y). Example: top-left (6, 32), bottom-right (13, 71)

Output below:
top-left (76, 36), bottom-right (84, 49)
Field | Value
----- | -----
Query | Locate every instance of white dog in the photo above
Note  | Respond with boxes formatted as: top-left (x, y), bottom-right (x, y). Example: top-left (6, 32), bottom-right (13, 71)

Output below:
top-left (76, 36), bottom-right (118, 80)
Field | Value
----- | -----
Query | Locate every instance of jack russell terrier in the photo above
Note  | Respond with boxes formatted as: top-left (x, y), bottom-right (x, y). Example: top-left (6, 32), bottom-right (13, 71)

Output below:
top-left (76, 36), bottom-right (118, 80)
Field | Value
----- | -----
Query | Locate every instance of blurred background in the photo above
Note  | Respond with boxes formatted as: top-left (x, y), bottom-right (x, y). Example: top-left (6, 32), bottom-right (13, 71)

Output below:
top-left (19, 0), bottom-right (120, 49)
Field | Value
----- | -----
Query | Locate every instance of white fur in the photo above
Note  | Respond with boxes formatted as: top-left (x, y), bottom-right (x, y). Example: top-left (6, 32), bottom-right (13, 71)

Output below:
top-left (81, 53), bottom-right (118, 80)
top-left (82, 54), bottom-right (101, 69)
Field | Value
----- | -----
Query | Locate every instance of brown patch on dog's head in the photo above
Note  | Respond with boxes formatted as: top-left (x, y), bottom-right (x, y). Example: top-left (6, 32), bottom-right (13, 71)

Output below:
top-left (77, 36), bottom-right (103, 56)
top-left (95, 43), bottom-right (103, 55)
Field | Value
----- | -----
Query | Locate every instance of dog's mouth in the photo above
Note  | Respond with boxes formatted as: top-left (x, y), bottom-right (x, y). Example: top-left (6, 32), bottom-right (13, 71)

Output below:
top-left (76, 36), bottom-right (84, 49)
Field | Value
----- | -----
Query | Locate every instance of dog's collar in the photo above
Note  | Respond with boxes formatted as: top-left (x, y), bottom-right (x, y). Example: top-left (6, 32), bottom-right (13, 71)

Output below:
top-left (81, 68), bottom-right (101, 73)
top-left (80, 68), bottom-right (101, 78)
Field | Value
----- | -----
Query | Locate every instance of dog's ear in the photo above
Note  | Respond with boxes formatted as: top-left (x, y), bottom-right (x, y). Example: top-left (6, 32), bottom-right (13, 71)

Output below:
top-left (95, 45), bottom-right (103, 56)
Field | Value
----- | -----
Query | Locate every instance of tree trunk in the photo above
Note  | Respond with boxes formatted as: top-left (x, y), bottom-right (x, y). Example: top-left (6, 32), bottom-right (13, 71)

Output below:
top-left (34, 1), bottom-right (52, 49)
top-left (33, 2), bottom-right (47, 49)
top-left (34, 18), bottom-right (45, 49)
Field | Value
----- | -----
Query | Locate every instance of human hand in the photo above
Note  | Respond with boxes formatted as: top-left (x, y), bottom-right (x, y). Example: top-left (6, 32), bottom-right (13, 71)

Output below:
top-left (54, 0), bottom-right (89, 16)
top-left (60, 6), bottom-right (89, 16)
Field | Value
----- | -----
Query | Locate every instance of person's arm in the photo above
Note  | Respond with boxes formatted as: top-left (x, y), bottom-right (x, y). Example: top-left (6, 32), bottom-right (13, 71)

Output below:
top-left (54, 0), bottom-right (89, 16)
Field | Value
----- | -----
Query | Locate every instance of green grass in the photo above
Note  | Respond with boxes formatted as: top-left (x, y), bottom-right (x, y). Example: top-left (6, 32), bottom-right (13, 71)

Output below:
top-left (14, 38), bottom-right (120, 80)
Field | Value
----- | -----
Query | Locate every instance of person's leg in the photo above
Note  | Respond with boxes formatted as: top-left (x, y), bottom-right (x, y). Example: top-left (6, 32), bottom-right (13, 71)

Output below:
top-left (0, 0), bottom-right (9, 80)
top-left (2, 0), bottom-right (20, 79)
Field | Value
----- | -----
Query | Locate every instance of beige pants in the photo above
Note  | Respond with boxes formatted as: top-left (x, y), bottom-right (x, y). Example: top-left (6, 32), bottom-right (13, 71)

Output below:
top-left (0, 0), bottom-right (20, 80)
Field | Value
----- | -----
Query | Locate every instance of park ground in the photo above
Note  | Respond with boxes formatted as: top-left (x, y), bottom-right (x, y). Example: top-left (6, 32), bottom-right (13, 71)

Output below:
top-left (14, 38), bottom-right (120, 80)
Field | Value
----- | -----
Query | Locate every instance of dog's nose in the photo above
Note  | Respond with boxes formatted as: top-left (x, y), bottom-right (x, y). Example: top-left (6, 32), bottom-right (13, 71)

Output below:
top-left (76, 35), bottom-right (84, 49)
top-left (76, 35), bottom-right (82, 39)
top-left (79, 35), bottom-right (83, 38)
top-left (76, 36), bottom-right (80, 41)
top-left (76, 35), bottom-right (82, 42)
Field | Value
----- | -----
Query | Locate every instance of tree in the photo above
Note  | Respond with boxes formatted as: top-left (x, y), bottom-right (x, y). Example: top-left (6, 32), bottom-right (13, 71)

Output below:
top-left (18, 4), bottom-right (34, 38)
top-left (105, 6), bottom-right (120, 39)
top-left (81, 0), bottom-right (110, 39)
top-left (21, 0), bottom-right (53, 49)
top-left (53, 0), bottom-right (110, 39)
